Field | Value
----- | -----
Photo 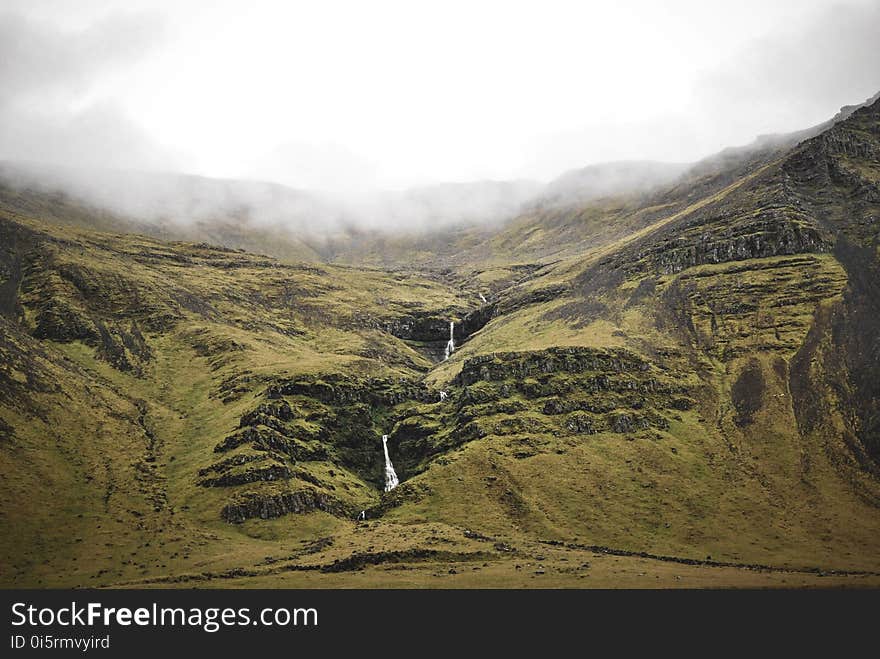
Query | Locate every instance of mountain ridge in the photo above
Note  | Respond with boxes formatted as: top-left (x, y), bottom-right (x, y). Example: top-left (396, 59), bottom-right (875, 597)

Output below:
top-left (3, 91), bottom-right (877, 270)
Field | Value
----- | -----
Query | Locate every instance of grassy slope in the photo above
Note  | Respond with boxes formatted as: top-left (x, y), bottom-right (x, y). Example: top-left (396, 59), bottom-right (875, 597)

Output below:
top-left (0, 211), bottom-right (477, 585)
top-left (0, 180), bottom-right (325, 265)
top-left (1, 102), bottom-right (880, 588)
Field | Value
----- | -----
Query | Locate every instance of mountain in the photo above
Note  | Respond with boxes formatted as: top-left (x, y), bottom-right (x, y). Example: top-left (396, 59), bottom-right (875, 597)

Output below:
top-left (0, 162), bottom-right (332, 263)
top-left (325, 91), bottom-right (880, 270)
top-left (539, 160), bottom-right (690, 206)
top-left (1, 94), bottom-right (879, 588)
top-left (0, 163), bottom-right (543, 267)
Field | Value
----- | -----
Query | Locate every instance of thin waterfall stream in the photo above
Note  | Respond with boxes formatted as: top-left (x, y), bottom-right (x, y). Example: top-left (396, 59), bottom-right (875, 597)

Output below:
top-left (381, 434), bottom-right (399, 492)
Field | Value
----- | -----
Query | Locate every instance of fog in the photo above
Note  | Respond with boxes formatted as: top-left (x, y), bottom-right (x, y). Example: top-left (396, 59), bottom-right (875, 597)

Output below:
top-left (0, 160), bottom-right (545, 235)
top-left (1, 1), bottom-right (878, 234)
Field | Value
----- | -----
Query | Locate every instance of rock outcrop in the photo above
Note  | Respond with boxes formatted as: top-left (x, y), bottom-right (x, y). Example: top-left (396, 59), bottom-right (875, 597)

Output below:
top-left (221, 488), bottom-right (352, 523)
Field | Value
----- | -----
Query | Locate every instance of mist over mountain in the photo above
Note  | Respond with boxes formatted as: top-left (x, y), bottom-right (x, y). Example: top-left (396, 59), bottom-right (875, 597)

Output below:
top-left (6, 91), bottom-right (878, 270)
top-left (537, 161), bottom-right (689, 206)
top-left (7, 85), bottom-right (880, 247)
top-left (0, 160), bottom-right (543, 238)
top-left (2, 1), bottom-right (880, 592)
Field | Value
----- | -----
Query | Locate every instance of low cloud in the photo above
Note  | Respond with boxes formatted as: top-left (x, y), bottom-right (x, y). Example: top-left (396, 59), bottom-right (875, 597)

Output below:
top-left (523, 2), bottom-right (880, 177)
top-left (246, 141), bottom-right (380, 196)
top-left (1, 2), bottom-right (878, 238)
top-left (0, 10), bottom-right (183, 172)
top-left (692, 1), bottom-right (880, 139)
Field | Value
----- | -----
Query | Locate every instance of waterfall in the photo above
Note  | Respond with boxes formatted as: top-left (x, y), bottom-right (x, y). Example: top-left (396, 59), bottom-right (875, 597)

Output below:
top-left (382, 434), bottom-right (399, 492)
top-left (479, 293), bottom-right (487, 304)
top-left (444, 321), bottom-right (455, 360)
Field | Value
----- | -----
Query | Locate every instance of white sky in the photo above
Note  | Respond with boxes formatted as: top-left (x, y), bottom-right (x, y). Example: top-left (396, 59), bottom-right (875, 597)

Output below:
top-left (2, 0), bottom-right (879, 192)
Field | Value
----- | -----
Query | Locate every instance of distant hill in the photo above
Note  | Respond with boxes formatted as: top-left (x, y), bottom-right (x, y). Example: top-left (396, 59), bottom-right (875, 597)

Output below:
top-left (539, 160), bottom-right (690, 206)
top-left (0, 163), bottom-right (542, 264)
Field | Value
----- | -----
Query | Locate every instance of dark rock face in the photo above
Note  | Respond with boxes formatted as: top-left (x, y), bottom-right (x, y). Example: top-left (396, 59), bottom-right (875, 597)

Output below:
top-left (199, 463), bottom-right (292, 488)
top-left (373, 292), bottom-right (554, 363)
top-left (565, 412), bottom-right (597, 434)
top-left (380, 312), bottom-right (459, 363)
top-left (457, 347), bottom-right (650, 386)
top-left (382, 313), bottom-right (453, 342)
top-left (32, 300), bottom-right (98, 342)
top-left (0, 219), bottom-right (36, 320)
top-left (374, 306), bottom-right (496, 362)
top-left (732, 359), bottom-right (765, 427)
top-left (609, 413), bottom-right (653, 433)
top-left (94, 320), bottom-right (149, 373)
top-left (671, 397), bottom-right (694, 411)
top-left (381, 303), bottom-right (496, 345)
top-left (267, 374), bottom-right (434, 406)
top-left (560, 411), bottom-right (664, 435)
top-left (239, 400), bottom-right (295, 429)
top-left (55, 262), bottom-right (103, 299)
top-left (19, 254), bottom-right (157, 375)
top-left (319, 548), bottom-right (479, 573)
top-left (544, 398), bottom-right (613, 415)
top-left (777, 99), bottom-right (880, 245)
top-left (783, 109), bottom-right (880, 196)
top-left (650, 216), bottom-right (830, 275)
top-left (221, 489), bottom-right (351, 523)
top-left (456, 303), bottom-right (496, 340)
top-left (30, 300), bottom-right (153, 374)
top-left (832, 243), bottom-right (880, 469)
top-left (214, 425), bottom-right (329, 461)
top-left (789, 240), bottom-right (880, 475)
top-left (450, 346), bottom-right (684, 444)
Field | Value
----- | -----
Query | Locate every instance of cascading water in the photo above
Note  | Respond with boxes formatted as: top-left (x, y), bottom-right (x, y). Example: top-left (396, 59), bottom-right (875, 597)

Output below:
top-left (444, 321), bottom-right (455, 360)
top-left (381, 434), bottom-right (399, 492)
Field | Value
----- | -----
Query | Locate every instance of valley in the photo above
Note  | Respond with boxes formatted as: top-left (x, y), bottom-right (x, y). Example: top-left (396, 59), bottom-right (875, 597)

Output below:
top-left (1, 95), bottom-right (879, 588)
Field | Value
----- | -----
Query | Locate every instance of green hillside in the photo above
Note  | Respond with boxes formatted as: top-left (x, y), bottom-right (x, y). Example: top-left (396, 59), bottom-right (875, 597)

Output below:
top-left (1, 98), bottom-right (879, 588)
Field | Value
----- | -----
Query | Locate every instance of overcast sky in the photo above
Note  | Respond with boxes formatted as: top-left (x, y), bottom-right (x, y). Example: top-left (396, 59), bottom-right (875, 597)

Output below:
top-left (1, 0), bottom-right (879, 192)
